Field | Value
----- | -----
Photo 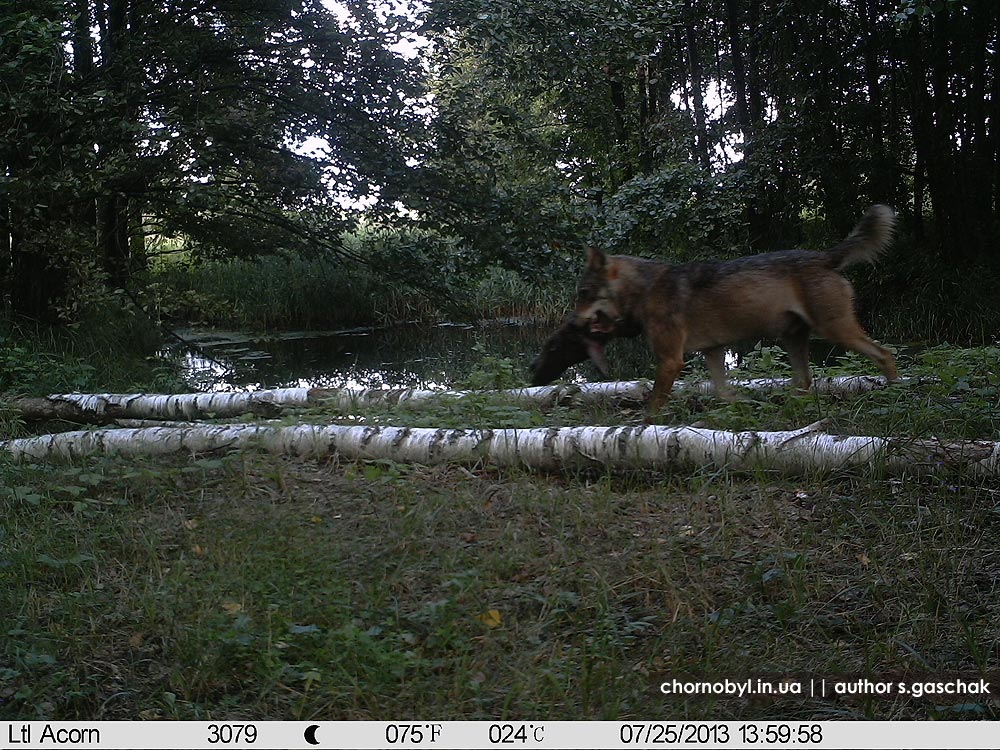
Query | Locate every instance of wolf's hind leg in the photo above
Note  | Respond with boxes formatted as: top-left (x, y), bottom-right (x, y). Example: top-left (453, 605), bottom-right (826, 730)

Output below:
top-left (814, 316), bottom-right (899, 382)
top-left (703, 347), bottom-right (739, 401)
top-left (779, 317), bottom-right (814, 391)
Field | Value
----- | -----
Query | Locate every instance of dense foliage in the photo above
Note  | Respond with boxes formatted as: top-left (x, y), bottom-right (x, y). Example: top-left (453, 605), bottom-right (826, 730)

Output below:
top-left (2, 0), bottom-right (998, 335)
top-left (1, 0), bottom-right (426, 320)
top-left (420, 0), bottom-right (1000, 257)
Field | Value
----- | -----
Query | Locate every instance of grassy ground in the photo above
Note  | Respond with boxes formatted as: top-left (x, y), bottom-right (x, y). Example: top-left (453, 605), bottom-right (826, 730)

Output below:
top-left (2, 346), bottom-right (998, 721)
top-left (2, 454), bottom-right (997, 721)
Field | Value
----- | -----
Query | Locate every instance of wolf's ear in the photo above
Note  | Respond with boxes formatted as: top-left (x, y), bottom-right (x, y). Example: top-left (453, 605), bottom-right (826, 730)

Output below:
top-left (586, 247), bottom-right (606, 272)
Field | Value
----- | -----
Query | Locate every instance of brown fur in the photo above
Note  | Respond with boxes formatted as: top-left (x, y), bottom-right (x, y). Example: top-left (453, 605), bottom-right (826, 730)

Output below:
top-left (574, 205), bottom-right (900, 412)
top-left (528, 313), bottom-right (642, 386)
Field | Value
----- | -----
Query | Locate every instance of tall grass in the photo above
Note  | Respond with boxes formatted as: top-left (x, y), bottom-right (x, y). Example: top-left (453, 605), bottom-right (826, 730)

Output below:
top-left (845, 224), bottom-right (1000, 345)
top-left (862, 272), bottom-right (1000, 345)
top-left (153, 257), bottom-right (576, 330)
top-left (0, 309), bottom-right (180, 401)
top-left (153, 255), bottom-right (425, 329)
top-left (465, 266), bottom-right (574, 322)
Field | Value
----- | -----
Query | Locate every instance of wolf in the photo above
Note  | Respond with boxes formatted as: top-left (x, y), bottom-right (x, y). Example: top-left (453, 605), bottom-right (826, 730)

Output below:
top-left (572, 205), bottom-right (900, 412)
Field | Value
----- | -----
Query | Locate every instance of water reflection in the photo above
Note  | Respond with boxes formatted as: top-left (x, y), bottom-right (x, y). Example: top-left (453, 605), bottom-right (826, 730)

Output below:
top-left (165, 322), bottom-right (850, 393)
top-left (166, 322), bottom-right (626, 392)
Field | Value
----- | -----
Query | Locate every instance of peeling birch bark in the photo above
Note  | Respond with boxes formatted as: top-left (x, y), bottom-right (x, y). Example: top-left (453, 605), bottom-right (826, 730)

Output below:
top-left (112, 419), bottom-right (210, 429)
top-left (7, 375), bottom-right (910, 424)
top-left (4, 390), bottom-right (301, 423)
top-left (313, 375), bottom-right (910, 410)
top-left (3, 421), bottom-right (995, 476)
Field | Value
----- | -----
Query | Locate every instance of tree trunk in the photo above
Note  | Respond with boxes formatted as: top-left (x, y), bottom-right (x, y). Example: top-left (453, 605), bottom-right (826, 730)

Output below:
top-left (0, 193), bottom-right (9, 295)
top-left (725, 0), bottom-right (772, 249)
top-left (684, 1), bottom-right (711, 170)
top-left (72, 0), bottom-right (95, 76)
top-left (128, 195), bottom-right (146, 273)
top-left (856, 0), bottom-right (897, 207)
top-left (6, 376), bottom-right (912, 424)
top-left (4, 421), bottom-right (997, 477)
top-left (96, 0), bottom-right (141, 288)
top-left (637, 60), bottom-right (653, 174)
top-left (5, 390), bottom-right (294, 423)
top-left (4, 8), bottom-right (72, 321)
top-left (605, 62), bottom-right (633, 184)
top-left (725, 0), bottom-right (752, 143)
top-left (98, 193), bottom-right (133, 287)
top-left (903, 20), bottom-right (947, 249)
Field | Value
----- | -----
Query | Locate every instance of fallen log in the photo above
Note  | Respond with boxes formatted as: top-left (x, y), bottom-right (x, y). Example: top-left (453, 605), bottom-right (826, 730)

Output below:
top-left (3, 390), bottom-right (293, 423)
top-left (4, 375), bottom-right (911, 424)
top-left (2, 420), bottom-right (995, 477)
top-left (312, 375), bottom-right (910, 409)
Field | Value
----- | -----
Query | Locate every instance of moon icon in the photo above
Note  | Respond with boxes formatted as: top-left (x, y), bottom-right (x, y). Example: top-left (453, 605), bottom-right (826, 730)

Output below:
top-left (304, 724), bottom-right (320, 745)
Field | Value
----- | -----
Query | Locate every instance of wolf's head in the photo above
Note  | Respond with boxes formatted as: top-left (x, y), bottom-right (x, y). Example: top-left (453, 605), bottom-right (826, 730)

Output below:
top-left (574, 248), bottom-right (624, 334)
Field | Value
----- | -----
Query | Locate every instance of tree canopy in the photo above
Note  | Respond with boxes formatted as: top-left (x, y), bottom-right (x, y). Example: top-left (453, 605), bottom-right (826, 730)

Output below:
top-left (1, 0), bottom-right (426, 320)
top-left (2, 0), bottom-right (997, 325)
top-left (420, 0), bottom-right (1000, 257)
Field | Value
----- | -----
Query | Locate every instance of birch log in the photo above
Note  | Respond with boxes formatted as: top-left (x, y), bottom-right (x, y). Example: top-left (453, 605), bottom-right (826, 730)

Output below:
top-left (4, 389), bottom-right (301, 423)
top-left (7, 375), bottom-right (911, 424)
top-left (309, 375), bottom-right (909, 409)
top-left (3, 422), bottom-right (996, 476)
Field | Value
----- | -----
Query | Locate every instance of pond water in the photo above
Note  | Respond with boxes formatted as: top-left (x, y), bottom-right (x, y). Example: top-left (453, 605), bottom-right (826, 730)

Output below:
top-left (167, 322), bottom-right (622, 392)
top-left (166, 322), bottom-right (855, 393)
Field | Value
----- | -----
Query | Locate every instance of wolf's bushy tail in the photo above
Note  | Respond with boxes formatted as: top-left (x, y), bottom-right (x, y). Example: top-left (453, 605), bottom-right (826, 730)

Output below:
top-left (827, 204), bottom-right (896, 270)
